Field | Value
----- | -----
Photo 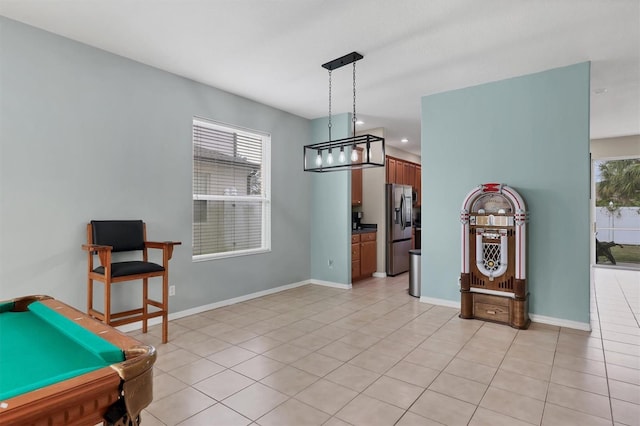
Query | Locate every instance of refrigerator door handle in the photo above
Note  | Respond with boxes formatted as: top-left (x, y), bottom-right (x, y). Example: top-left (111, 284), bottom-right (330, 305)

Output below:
top-left (400, 195), bottom-right (406, 230)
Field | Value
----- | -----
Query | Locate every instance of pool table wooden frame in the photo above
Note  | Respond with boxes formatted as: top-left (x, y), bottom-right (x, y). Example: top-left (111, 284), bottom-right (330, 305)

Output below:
top-left (0, 295), bottom-right (156, 426)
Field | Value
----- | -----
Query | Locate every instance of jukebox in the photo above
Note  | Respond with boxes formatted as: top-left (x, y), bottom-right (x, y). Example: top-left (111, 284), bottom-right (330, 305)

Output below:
top-left (460, 183), bottom-right (529, 329)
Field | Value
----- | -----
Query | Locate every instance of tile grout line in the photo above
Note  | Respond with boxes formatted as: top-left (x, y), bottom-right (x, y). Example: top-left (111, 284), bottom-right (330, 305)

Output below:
top-left (539, 322), bottom-right (561, 426)
top-left (614, 269), bottom-right (640, 328)
top-left (593, 270), bottom-right (615, 424)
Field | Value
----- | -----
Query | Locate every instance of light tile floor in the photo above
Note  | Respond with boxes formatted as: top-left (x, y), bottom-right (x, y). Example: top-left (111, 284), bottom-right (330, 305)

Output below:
top-left (128, 267), bottom-right (639, 426)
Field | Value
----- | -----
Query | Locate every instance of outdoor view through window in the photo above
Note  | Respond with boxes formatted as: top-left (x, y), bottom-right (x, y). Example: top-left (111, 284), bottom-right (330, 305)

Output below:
top-left (594, 158), bottom-right (640, 267)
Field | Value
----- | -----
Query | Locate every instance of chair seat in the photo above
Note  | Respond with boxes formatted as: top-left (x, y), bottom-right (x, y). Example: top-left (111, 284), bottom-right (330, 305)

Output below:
top-left (94, 261), bottom-right (165, 277)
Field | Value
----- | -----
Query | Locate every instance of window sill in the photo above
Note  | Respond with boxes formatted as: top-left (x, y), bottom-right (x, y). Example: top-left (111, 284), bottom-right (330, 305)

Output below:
top-left (192, 248), bottom-right (271, 262)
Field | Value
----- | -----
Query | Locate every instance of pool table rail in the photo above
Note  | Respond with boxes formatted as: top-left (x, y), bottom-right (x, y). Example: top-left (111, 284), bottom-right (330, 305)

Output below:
top-left (0, 295), bottom-right (156, 426)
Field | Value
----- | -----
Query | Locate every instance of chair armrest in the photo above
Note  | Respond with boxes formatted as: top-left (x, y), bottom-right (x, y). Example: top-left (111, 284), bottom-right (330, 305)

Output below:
top-left (82, 244), bottom-right (113, 252)
top-left (145, 241), bottom-right (181, 249)
top-left (82, 244), bottom-right (113, 267)
top-left (145, 241), bottom-right (182, 261)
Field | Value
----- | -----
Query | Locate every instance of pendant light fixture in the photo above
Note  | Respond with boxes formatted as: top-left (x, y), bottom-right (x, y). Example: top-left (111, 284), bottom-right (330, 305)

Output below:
top-left (303, 52), bottom-right (385, 172)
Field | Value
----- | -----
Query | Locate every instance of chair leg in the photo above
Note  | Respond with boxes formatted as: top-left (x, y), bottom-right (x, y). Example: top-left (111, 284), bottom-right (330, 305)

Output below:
top-left (162, 273), bottom-right (168, 344)
top-left (87, 278), bottom-right (93, 315)
top-left (142, 278), bottom-right (148, 334)
top-left (104, 280), bottom-right (111, 326)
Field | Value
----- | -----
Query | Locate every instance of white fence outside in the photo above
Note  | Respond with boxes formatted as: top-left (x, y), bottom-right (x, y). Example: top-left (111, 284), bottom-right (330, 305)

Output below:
top-left (596, 207), bottom-right (640, 245)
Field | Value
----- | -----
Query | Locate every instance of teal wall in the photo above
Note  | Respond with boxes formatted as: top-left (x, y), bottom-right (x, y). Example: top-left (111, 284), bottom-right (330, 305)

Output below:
top-left (421, 63), bottom-right (591, 324)
top-left (0, 17), bottom-right (311, 311)
top-left (310, 114), bottom-right (352, 285)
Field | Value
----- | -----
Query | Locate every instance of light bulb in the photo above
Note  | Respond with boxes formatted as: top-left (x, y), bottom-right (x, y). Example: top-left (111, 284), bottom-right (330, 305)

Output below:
top-left (315, 150), bottom-right (322, 166)
top-left (338, 148), bottom-right (346, 163)
top-left (351, 147), bottom-right (358, 162)
top-left (327, 149), bottom-right (334, 165)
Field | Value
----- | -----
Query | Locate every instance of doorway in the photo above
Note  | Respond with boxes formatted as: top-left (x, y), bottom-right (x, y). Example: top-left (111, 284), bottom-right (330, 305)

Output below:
top-left (592, 157), bottom-right (640, 269)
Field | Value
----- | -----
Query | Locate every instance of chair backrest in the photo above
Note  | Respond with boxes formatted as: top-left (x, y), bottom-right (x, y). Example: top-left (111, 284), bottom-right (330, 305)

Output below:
top-left (91, 220), bottom-right (145, 252)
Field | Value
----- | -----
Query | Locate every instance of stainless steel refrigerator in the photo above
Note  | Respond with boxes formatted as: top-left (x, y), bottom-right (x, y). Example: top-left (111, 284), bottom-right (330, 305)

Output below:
top-left (386, 184), bottom-right (413, 276)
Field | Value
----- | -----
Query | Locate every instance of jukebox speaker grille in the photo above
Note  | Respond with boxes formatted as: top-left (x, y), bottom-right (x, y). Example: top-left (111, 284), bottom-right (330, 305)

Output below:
top-left (483, 243), bottom-right (502, 272)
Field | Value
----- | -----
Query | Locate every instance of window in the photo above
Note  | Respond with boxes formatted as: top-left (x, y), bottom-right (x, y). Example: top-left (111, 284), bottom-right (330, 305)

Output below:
top-left (192, 117), bottom-right (271, 260)
top-left (593, 158), bottom-right (640, 267)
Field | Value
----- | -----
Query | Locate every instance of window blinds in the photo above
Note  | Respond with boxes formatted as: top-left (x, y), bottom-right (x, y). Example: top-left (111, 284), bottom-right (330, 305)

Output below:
top-left (192, 118), bottom-right (270, 259)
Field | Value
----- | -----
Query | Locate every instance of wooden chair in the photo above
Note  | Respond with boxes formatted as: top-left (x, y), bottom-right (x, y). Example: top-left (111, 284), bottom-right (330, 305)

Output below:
top-left (82, 220), bottom-right (180, 343)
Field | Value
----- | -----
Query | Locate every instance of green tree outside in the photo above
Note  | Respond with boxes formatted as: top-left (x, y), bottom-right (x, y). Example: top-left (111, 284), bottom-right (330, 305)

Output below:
top-left (596, 159), bottom-right (640, 207)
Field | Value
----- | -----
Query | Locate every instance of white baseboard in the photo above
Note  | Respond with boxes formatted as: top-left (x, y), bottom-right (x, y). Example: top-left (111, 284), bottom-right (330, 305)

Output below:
top-left (529, 314), bottom-right (591, 331)
top-left (309, 279), bottom-right (352, 290)
top-left (419, 296), bottom-right (460, 308)
top-left (116, 279), bottom-right (311, 333)
top-left (418, 297), bottom-right (591, 332)
top-left (117, 280), bottom-right (591, 334)
top-left (373, 272), bottom-right (387, 278)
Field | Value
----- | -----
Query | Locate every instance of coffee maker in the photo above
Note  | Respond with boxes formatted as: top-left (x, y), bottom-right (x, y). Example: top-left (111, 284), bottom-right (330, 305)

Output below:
top-left (352, 211), bottom-right (363, 230)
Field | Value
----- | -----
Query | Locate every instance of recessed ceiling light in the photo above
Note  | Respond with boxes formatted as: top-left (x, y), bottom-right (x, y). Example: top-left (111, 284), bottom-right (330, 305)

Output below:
top-left (593, 88), bottom-right (608, 95)
top-left (355, 120), bottom-right (364, 125)
top-left (401, 138), bottom-right (408, 143)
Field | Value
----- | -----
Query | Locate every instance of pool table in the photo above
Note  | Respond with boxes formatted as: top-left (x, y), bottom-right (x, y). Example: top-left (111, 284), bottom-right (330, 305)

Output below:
top-left (0, 295), bottom-right (156, 426)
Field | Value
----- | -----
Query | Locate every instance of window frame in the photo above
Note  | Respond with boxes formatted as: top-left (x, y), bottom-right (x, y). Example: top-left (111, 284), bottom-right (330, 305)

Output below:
top-left (192, 117), bottom-right (271, 262)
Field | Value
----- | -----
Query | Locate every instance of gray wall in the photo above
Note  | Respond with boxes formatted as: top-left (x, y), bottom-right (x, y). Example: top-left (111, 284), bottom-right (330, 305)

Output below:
top-left (0, 17), bottom-right (311, 312)
top-left (421, 62), bottom-right (591, 325)
top-left (310, 114), bottom-right (351, 285)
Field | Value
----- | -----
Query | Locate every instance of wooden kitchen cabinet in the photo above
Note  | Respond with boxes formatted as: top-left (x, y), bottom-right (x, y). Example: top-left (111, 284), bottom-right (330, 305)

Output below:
top-left (406, 163), bottom-right (416, 187)
top-left (395, 161), bottom-right (404, 184)
top-left (411, 226), bottom-right (415, 250)
top-left (352, 167), bottom-right (362, 206)
top-left (360, 238), bottom-right (377, 277)
top-left (352, 148), bottom-right (363, 206)
top-left (351, 234), bottom-right (361, 281)
top-left (386, 157), bottom-right (396, 184)
top-left (351, 231), bottom-right (377, 281)
top-left (404, 162), bottom-right (413, 185)
top-left (415, 165), bottom-right (421, 206)
top-left (385, 155), bottom-right (420, 189)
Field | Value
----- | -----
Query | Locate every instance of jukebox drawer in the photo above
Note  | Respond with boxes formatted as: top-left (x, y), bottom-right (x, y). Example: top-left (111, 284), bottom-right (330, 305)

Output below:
top-left (474, 302), bottom-right (510, 323)
top-left (473, 293), bottom-right (509, 307)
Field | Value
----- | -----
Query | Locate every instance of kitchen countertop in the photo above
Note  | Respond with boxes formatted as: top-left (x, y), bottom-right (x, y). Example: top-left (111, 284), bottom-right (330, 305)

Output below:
top-left (352, 223), bottom-right (377, 234)
top-left (352, 228), bottom-right (377, 234)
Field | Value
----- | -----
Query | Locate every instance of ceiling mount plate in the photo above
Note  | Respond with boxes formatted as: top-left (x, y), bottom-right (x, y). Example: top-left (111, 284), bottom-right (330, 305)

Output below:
top-left (322, 52), bottom-right (363, 71)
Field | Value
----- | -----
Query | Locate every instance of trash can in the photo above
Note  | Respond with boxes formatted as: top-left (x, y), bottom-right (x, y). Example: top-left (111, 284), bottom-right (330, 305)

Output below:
top-left (409, 249), bottom-right (421, 297)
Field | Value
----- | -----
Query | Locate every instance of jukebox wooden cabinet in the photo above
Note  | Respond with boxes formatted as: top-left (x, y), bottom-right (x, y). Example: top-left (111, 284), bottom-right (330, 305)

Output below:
top-left (460, 183), bottom-right (530, 329)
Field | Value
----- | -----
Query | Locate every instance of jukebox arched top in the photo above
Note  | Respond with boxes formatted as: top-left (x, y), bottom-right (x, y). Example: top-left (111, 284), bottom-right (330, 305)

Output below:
top-left (471, 193), bottom-right (513, 214)
top-left (462, 183), bottom-right (527, 219)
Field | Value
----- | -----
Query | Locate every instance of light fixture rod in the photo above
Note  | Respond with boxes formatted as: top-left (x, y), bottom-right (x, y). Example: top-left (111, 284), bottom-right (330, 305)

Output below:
top-left (322, 52), bottom-right (363, 71)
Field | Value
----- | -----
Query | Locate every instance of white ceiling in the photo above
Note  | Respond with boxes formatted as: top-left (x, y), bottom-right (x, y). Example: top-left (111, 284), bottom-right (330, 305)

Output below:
top-left (1, 0), bottom-right (638, 156)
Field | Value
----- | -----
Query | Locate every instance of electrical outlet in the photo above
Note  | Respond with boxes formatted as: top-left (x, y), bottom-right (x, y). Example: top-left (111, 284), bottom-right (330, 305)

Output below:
top-left (328, 259), bottom-right (334, 269)
top-left (169, 285), bottom-right (176, 296)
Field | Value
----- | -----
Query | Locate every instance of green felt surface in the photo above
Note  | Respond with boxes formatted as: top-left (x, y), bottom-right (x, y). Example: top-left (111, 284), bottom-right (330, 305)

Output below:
top-left (0, 301), bottom-right (124, 401)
